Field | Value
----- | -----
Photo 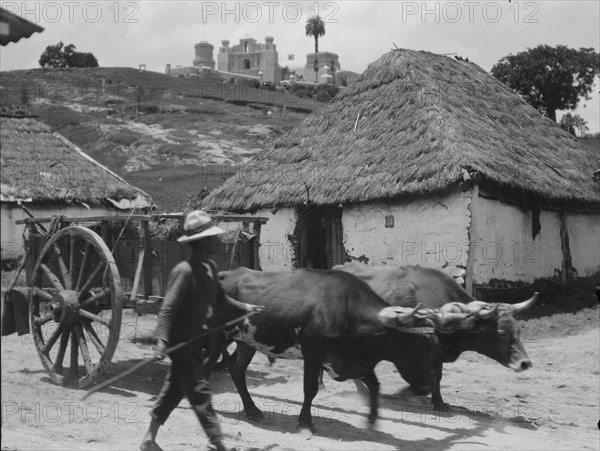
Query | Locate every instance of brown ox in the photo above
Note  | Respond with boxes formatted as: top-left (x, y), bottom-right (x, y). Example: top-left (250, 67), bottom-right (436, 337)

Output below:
top-left (333, 262), bottom-right (537, 408)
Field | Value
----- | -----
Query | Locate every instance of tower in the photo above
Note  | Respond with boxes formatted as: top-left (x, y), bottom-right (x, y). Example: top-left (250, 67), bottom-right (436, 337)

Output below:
top-left (193, 41), bottom-right (215, 69)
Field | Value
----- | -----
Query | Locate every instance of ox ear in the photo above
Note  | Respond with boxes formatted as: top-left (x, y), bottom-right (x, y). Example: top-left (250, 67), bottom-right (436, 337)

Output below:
top-left (377, 303), bottom-right (421, 328)
top-left (510, 292), bottom-right (539, 315)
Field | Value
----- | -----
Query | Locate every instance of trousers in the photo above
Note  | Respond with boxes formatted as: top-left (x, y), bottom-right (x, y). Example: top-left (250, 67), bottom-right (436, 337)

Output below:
top-left (150, 355), bottom-right (222, 444)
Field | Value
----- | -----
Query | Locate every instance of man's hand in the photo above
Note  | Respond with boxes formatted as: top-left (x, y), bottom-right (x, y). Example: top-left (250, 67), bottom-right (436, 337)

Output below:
top-left (154, 339), bottom-right (168, 361)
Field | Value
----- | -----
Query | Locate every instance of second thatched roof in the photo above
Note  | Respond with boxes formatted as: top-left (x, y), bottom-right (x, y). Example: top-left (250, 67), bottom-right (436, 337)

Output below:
top-left (1, 116), bottom-right (153, 208)
top-left (203, 49), bottom-right (600, 212)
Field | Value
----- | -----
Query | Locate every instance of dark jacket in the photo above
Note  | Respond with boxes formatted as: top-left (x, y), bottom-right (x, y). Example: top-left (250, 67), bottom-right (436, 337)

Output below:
top-left (155, 257), bottom-right (247, 359)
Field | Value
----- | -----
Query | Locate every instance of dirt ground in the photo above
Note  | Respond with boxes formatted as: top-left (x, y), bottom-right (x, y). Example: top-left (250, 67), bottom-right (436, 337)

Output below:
top-left (2, 298), bottom-right (599, 450)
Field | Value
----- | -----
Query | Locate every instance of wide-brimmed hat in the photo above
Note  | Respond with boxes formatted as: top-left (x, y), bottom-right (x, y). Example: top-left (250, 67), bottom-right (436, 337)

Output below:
top-left (177, 210), bottom-right (225, 243)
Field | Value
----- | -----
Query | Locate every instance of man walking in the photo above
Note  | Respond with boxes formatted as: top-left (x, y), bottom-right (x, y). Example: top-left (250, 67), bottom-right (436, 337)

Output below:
top-left (140, 210), bottom-right (262, 451)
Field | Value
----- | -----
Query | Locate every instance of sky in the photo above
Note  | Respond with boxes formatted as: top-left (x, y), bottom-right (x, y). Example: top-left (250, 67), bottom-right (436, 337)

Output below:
top-left (1, 0), bottom-right (599, 133)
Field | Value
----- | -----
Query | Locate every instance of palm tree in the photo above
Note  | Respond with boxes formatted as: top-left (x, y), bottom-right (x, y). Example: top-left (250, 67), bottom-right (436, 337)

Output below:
top-left (305, 15), bottom-right (325, 83)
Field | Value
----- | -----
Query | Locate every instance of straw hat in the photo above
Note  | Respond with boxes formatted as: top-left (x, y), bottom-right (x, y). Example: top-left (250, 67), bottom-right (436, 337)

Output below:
top-left (177, 210), bottom-right (225, 243)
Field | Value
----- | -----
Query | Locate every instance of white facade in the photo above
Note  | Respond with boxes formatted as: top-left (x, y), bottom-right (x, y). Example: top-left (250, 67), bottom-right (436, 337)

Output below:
top-left (341, 191), bottom-right (472, 276)
top-left (252, 207), bottom-right (296, 271)
top-left (248, 189), bottom-right (599, 287)
top-left (474, 198), bottom-right (563, 283)
top-left (566, 212), bottom-right (600, 277)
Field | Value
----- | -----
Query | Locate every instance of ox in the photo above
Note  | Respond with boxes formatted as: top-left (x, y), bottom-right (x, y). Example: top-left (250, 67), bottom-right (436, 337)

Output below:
top-left (219, 267), bottom-right (441, 432)
top-left (333, 262), bottom-right (538, 408)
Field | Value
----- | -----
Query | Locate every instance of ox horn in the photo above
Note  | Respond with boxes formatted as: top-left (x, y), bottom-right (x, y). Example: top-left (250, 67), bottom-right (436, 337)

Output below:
top-left (511, 292), bottom-right (539, 315)
top-left (477, 303), bottom-right (499, 320)
top-left (395, 303), bottom-right (422, 326)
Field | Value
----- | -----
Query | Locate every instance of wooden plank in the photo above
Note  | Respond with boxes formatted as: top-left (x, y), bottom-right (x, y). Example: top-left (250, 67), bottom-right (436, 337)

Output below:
top-left (17, 214), bottom-right (268, 225)
top-left (16, 215), bottom-right (152, 225)
top-left (129, 247), bottom-right (145, 302)
top-left (142, 220), bottom-right (152, 297)
top-left (465, 183), bottom-right (479, 296)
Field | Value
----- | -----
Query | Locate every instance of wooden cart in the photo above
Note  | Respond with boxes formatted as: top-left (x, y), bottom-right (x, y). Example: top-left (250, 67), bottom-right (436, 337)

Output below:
top-left (2, 213), bottom-right (267, 388)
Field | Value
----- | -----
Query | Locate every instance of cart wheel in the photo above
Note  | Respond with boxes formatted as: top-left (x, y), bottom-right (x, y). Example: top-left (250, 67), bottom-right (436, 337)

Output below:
top-left (29, 226), bottom-right (122, 388)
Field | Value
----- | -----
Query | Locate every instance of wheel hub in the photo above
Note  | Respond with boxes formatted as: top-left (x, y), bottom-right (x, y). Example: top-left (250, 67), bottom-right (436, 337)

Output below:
top-left (50, 291), bottom-right (80, 326)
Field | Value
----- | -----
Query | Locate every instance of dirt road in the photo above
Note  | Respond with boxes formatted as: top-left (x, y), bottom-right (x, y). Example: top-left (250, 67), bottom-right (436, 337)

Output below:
top-left (2, 309), bottom-right (599, 450)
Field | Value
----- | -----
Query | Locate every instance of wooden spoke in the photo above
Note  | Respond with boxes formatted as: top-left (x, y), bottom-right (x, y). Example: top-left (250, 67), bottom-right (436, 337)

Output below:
top-left (32, 287), bottom-right (55, 302)
top-left (40, 263), bottom-right (64, 291)
top-left (53, 328), bottom-right (70, 375)
top-left (53, 243), bottom-right (72, 290)
top-left (33, 314), bottom-right (53, 326)
top-left (78, 263), bottom-right (105, 297)
top-left (81, 320), bottom-right (105, 355)
top-left (80, 288), bottom-right (108, 309)
top-left (79, 309), bottom-right (111, 328)
top-left (41, 326), bottom-right (63, 356)
top-left (70, 327), bottom-right (79, 380)
top-left (74, 323), bottom-right (94, 374)
top-left (75, 242), bottom-right (90, 292)
top-left (69, 235), bottom-right (75, 286)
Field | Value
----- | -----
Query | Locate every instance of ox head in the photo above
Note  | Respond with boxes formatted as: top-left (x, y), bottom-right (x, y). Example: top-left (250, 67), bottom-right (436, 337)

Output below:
top-left (438, 293), bottom-right (538, 372)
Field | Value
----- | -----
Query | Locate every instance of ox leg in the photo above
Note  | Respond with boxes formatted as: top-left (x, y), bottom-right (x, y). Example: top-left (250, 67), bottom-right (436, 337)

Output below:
top-left (298, 356), bottom-right (321, 435)
top-left (229, 341), bottom-right (262, 421)
top-left (360, 370), bottom-right (380, 427)
top-left (318, 368), bottom-right (326, 390)
top-left (431, 363), bottom-right (447, 411)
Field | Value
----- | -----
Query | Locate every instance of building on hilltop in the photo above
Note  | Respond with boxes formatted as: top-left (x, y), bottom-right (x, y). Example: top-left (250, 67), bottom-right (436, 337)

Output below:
top-left (166, 41), bottom-right (215, 79)
top-left (166, 37), bottom-right (359, 86)
top-left (218, 37), bottom-right (280, 83)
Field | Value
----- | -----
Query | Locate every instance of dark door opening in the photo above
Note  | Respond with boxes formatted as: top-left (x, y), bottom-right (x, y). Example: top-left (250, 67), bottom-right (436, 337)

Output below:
top-left (295, 206), bottom-right (344, 269)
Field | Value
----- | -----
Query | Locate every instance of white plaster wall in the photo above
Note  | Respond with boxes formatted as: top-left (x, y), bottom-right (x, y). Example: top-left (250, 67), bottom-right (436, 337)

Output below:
top-left (474, 198), bottom-right (563, 283)
top-left (253, 207), bottom-right (296, 271)
top-left (1, 204), bottom-right (120, 260)
top-left (342, 191), bottom-right (472, 276)
top-left (566, 213), bottom-right (600, 277)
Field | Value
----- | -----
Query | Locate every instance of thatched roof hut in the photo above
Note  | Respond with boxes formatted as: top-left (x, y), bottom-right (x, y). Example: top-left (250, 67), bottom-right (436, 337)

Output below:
top-left (204, 49), bottom-right (599, 212)
top-left (1, 115), bottom-right (153, 260)
top-left (1, 116), bottom-right (152, 207)
top-left (202, 49), bottom-right (599, 295)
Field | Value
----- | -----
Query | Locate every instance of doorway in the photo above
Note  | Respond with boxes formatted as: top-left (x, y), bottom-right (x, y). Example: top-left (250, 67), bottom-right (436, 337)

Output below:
top-left (295, 206), bottom-right (345, 269)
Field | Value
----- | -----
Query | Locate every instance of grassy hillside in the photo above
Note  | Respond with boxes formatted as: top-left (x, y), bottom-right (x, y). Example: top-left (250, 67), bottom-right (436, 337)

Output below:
top-left (1, 67), bottom-right (320, 211)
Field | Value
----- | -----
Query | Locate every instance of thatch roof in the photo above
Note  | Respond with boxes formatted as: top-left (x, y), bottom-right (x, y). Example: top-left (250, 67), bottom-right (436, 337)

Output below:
top-left (1, 116), bottom-right (152, 208)
top-left (204, 49), bottom-right (600, 212)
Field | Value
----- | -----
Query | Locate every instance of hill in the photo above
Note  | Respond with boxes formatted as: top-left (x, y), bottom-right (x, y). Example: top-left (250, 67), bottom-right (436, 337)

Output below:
top-left (0, 67), bottom-right (320, 211)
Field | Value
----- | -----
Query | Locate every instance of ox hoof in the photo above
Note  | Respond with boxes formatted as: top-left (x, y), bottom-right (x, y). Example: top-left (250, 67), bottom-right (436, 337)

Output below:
top-left (244, 408), bottom-right (264, 422)
top-left (298, 426), bottom-right (315, 439)
top-left (432, 402), bottom-right (450, 412)
top-left (139, 440), bottom-right (164, 451)
top-left (366, 418), bottom-right (378, 431)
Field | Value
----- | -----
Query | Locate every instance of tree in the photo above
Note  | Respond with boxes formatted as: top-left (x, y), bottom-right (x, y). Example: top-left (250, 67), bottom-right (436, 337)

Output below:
top-left (305, 15), bottom-right (325, 83)
top-left (559, 113), bottom-right (589, 137)
top-left (491, 45), bottom-right (600, 122)
top-left (39, 41), bottom-right (99, 68)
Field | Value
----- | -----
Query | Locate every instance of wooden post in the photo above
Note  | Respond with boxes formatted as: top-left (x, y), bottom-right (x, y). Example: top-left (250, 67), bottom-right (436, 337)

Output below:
top-left (465, 184), bottom-right (479, 296)
top-left (142, 220), bottom-right (152, 297)
top-left (559, 211), bottom-right (571, 291)
top-left (253, 220), bottom-right (262, 271)
top-left (100, 220), bottom-right (109, 247)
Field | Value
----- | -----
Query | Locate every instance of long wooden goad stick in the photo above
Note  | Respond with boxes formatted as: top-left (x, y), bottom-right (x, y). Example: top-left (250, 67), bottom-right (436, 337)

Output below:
top-left (81, 310), bottom-right (257, 401)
